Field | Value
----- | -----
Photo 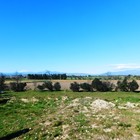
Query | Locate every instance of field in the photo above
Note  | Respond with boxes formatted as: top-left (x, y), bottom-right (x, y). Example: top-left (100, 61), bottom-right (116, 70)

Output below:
top-left (1, 91), bottom-right (140, 139)
top-left (5, 79), bottom-right (140, 91)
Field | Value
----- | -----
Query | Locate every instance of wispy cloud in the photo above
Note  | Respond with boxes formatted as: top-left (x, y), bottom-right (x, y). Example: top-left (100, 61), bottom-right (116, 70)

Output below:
top-left (109, 64), bottom-right (140, 71)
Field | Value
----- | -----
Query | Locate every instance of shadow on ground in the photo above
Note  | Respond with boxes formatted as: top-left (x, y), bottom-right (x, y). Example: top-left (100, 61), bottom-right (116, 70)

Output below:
top-left (0, 128), bottom-right (30, 140)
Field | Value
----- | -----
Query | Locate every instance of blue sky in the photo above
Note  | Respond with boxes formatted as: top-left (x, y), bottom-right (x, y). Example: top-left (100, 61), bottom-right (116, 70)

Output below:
top-left (0, 0), bottom-right (140, 74)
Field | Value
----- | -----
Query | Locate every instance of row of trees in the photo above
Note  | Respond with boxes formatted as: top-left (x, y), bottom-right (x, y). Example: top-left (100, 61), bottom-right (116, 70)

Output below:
top-left (116, 77), bottom-right (139, 92)
top-left (37, 81), bottom-right (61, 91)
top-left (4, 73), bottom-right (140, 81)
top-left (27, 74), bottom-right (67, 80)
top-left (70, 78), bottom-right (139, 92)
top-left (0, 74), bottom-right (26, 92)
top-left (0, 74), bottom-right (139, 93)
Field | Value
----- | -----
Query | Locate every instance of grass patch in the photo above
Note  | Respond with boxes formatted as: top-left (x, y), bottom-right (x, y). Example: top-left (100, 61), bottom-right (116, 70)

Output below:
top-left (1, 91), bottom-right (140, 139)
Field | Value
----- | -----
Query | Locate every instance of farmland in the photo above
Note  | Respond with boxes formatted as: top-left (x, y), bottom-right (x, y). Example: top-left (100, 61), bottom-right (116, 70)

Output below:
top-left (1, 91), bottom-right (140, 139)
top-left (5, 79), bottom-right (140, 91)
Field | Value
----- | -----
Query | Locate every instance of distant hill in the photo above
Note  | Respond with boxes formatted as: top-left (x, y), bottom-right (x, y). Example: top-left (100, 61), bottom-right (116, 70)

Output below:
top-left (0, 71), bottom-right (64, 76)
top-left (2, 69), bottom-right (140, 76)
top-left (102, 69), bottom-right (140, 76)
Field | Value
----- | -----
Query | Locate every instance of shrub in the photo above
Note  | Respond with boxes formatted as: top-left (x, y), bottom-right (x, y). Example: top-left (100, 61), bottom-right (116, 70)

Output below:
top-left (0, 75), bottom-right (6, 93)
top-left (10, 82), bottom-right (27, 92)
top-left (117, 77), bottom-right (129, 92)
top-left (70, 82), bottom-right (80, 92)
top-left (128, 80), bottom-right (139, 92)
top-left (43, 81), bottom-right (53, 91)
top-left (91, 78), bottom-right (115, 92)
top-left (53, 82), bottom-right (61, 91)
top-left (80, 83), bottom-right (92, 92)
top-left (102, 81), bottom-right (115, 92)
top-left (116, 77), bottom-right (139, 92)
top-left (91, 78), bottom-right (103, 91)
top-left (37, 85), bottom-right (44, 91)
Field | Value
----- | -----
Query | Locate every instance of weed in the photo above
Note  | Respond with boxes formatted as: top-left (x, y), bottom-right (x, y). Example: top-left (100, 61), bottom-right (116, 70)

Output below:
top-left (136, 123), bottom-right (140, 131)
top-left (118, 122), bottom-right (131, 128)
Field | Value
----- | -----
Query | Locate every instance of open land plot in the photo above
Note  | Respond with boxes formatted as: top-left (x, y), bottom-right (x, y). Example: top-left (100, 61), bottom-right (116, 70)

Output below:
top-left (1, 91), bottom-right (140, 139)
top-left (24, 80), bottom-right (140, 91)
top-left (5, 79), bottom-right (140, 90)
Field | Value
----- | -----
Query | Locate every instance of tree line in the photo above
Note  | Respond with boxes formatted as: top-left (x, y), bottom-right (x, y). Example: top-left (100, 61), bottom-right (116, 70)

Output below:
top-left (0, 74), bottom-right (139, 93)
top-left (27, 74), bottom-right (67, 80)
top-left (70, 78), bottom-right (139, 92)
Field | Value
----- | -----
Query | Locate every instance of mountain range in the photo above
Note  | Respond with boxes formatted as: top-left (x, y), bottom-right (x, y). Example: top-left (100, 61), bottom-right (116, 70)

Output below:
top-left (102, 69), bottom-right (140, 76)
top-left (1, 69), bottom-right (140, 76)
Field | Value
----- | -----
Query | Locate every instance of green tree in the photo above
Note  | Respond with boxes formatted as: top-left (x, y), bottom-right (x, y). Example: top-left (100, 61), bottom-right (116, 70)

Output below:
top-left (128, 80), bottom-right (139, 92)
top-left (53, 82), bottom-right (61, 91)
top-left (91, 78), bottom-right (103, 91)
top-left (10, 72), bottom-right (26, 92)
top-left (0, 74), bottom-right (5, 93)
top-left (43, 81), bottom-right (53, 91)
top-left (91, 78), bottom-right (114, 92)
top-left (80, 83), bottom-right (92, 92)
top-left (70, 82), bottom-right (80, 92)
top-left (102, 81), bottom-right (115, 92)
top-left (91, 78), bottom-right (107, 91)
top-left (37, 85), bottom-right (44, 91)
top-left (117, 77), bottom-right (129, 92)
top-left (10, 82), bottom-right (27, 92)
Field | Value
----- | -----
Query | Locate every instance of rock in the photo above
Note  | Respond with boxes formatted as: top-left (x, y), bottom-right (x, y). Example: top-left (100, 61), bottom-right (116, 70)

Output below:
top-left (21, 97), bottom-right (38, 103)
top-left (31, 97), bottom-right (39, 102)
top-left (62, 96), bottom-right (68, 101)
top-left (21, 98), bottom-right (29, 103)
top-left (125, 102), bottom-right (136, 108)
top-left (90, 99), bottom-right (115, 111)
top-left (91, 124), bottom-right (99, 129)
top-left (103, 128), bottom-right (112, 133)
top-left (118, 106), bottom-right (127, 110)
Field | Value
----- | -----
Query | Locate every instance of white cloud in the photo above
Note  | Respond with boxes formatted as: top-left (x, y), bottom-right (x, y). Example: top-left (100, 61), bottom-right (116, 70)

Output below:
top-left (109, 64), bottom-right (140, 71)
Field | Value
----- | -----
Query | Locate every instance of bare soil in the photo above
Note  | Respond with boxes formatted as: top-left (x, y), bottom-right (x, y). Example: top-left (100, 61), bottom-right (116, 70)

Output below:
top-left (25, 80), bottom-right (140, 91)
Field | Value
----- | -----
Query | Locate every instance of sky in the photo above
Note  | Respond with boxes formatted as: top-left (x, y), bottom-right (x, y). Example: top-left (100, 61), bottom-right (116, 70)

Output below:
top-left (0, 0), bottom-right (140, 74)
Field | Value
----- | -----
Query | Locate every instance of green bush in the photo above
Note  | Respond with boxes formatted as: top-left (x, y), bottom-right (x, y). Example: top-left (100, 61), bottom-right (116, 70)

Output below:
top-left (91, 78), bottom-right (114, 92)
top-left (43, 81), bottom-right (53, 91)
top-left (117, 77), bottom-right (129, 92)
top-left (70, 82), bottom-right (80, 92)
top-left (0, 74), bottom-right (6, 93)
top-left (80, 83), bottom-right (92, 92)
top-left (117, 78), bottom-right (139, 92)
top-left (128, 80), bottom-right (139, 92)
top-left (10, 82), bottom-right (27, 92)
top-left (53, 82), bottom-right (61, 91)
top-left (37, 85), bottom-right (45, 91)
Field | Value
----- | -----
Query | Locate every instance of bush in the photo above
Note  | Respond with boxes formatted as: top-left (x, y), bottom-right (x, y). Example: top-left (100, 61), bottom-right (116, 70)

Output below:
top-left (10, 82), bottom-right (27, 92)
top-left (117, 77), bottom-right (129, 92)
top-left (91, 78), bottom-right (115, 92)
top-left (91, 78), bottom-right (103, 91)
top-left (43, 81), bottom-right (53, 91)
top-left (53, 82), bottom-right (61, 91)
top-left (70, 82), bottom-right (80, 92)
top-left (80, 83), bottom-right (92, 92)
top-left (37, 85), bottom-right (44, 91)
top-left (128, 80), bottom-right (139, 92)
top-left (102, 81), bottom-right (115, 92)
top-left (0, 75), bottom-right (6, 93)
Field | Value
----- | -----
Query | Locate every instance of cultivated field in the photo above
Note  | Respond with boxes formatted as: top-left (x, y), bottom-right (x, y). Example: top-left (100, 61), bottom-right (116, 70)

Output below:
top-left (1, 91), bottom-right (140, 139)
top-left (24, 80), bottom-right (140, 91)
